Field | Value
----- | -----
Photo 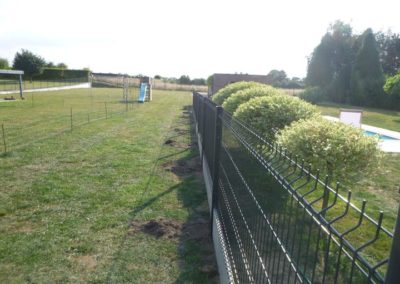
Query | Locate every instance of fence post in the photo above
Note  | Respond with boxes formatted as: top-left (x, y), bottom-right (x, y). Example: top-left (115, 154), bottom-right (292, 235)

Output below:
top-left (201, 97), bottom-right (206, 159)
top-left (385, 205), bottom-right (400, 283)
top-left (105, 102), bottom-right (108, 119)
top-left (70, 107), bottom-right (73, 131)
top-left (1, 124), bottom-right (7, 153)
top-left (210, 105), bottom-right (223, 235)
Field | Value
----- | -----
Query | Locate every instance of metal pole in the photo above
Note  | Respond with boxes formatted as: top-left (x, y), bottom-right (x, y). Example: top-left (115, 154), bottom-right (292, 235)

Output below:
top-left (385, 205), bottom-right (400, 283)
top-left (105, 102), bottom-right (108, 119)
top-left (70, 108), bottom-right (73, 131)
top-left (210, 105), bottom-right (223, 236)
top-left (1, 124), bottom-right (7, 153)
top-left (19, 75), bottom-right (23, 99)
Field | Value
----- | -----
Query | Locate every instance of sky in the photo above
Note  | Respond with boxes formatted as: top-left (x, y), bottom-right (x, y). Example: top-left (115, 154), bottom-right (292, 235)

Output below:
top-left (1, 0), bottom-right (400, 79)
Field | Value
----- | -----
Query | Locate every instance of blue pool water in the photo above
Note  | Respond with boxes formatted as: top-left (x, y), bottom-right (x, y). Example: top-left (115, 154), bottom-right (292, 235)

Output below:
top-left (364, 130), bottom-right (399, 141)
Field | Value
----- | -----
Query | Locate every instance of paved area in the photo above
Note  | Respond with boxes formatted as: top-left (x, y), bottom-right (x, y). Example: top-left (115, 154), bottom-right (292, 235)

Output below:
top-left (0, 83), bottom-right (90, 95)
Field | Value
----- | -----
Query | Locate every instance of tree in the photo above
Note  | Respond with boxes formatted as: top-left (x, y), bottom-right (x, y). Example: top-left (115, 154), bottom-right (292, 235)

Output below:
top-left (306, 33), bottom-right (335, 87)
top-left (207, 75), bottom-right (213, 87)
top-left (56, 63), bottom-right (68, 69)
top-left (0, 57), bottom-right (10, 69)
top-left (177, 75), bottom-right (191, 85)
top-left (384, 72), bottom-right (400, 97)
top-left (46, 61), bottom-right (55, 68)
top-left (191, 78), bottom-right (206, 85)
top-left (266, 69), bottom-right (287, 84)
top-left (154, 75), bottom-right (162, 79)
top-left (350, 29), bottom-right (385, 106)
top-left (306, 21), bottom-right (355, 103)
top-left (376, 30), bottom-right (400, 75)
top-left (13, 49), bottom-right (46, 81)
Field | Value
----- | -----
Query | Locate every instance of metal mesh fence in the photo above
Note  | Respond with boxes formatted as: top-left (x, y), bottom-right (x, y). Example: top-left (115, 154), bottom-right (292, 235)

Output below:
top-left (192, 92), bottom-right (399, 284)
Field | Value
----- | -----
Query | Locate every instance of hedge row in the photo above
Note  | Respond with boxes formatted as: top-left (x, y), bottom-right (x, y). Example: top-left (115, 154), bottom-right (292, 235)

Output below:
top-left (212, 81), bottom-right (266, 105)
top-left (222, 85), bottom-right (282, 113)
top-left (234, 95), bottom-right (319, 141)
top-left (34, 68), bottom-right (90, 80)
top-left (213, 80), bottom-right (380, 182)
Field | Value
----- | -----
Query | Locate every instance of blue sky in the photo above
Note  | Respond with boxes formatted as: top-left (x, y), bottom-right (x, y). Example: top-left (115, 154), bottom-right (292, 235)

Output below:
top-left (1, 0), bottom-right (399, 79)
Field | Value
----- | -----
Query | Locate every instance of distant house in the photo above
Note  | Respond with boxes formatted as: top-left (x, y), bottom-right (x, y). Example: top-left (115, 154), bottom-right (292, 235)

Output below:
top-left (209, 73), bottom-right (272, 95)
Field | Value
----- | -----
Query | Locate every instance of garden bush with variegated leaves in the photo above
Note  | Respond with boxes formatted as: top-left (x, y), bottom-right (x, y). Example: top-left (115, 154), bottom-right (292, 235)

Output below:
top-left (212, 81), bottom-right (267, 105)
top-left (222, 85), bottom-right (282, 113)
top-left (276, 117), bottom-right (381, 181)
top-left (234, 95), bottom-right (319, 141)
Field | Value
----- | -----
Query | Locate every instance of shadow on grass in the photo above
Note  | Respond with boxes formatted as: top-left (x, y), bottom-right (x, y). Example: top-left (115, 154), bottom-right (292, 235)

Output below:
top-left (106, 105), bottom-right (217, 283)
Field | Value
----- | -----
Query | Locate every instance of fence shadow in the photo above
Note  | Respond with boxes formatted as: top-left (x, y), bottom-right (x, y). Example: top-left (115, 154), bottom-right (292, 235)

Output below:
top-left (106, 105), bottom-right (218, 283)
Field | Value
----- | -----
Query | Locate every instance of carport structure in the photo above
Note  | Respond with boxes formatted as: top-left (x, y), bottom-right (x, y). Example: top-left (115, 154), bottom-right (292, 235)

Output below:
top-left (0, 69), bottom-right (24, 98)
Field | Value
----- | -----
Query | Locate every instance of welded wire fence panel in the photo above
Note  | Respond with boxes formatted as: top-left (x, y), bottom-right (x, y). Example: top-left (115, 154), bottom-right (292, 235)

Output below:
top-left (192, 92), bottom-right (398, 284)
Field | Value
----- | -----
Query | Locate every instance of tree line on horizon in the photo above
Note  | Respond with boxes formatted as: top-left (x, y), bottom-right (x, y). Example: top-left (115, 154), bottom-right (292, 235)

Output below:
top-left (0, 49), bottom-right (70, 81)
top-left (304, 20), bottom-right (400, 110)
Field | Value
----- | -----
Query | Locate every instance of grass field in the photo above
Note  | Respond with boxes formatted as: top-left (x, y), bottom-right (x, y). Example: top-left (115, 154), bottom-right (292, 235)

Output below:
top-left (316, 101), bottom-right (400, 132)
top-left (0, 88), bottom-right (216, 283)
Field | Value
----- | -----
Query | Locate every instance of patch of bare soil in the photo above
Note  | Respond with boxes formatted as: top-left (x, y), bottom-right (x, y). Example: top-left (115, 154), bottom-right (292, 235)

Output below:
top-left (164, 138), bottom-right (191, 149)
top-left (174, 128), bottom-right (189, 135)
top-left (162, 156), bottom-right (202, 179)
top-left (128, 217), bottom-right (212, 245)
top-left (129, 218), bottom-right (182, 239)
top-left (75, 255), bottom-right (97, 270)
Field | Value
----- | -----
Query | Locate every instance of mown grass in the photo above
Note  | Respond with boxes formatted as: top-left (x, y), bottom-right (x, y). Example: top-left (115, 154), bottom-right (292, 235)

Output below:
top-left (316, 101), bottom-right (400, 132)
top-left (0, 88), bottom-right (216, 283)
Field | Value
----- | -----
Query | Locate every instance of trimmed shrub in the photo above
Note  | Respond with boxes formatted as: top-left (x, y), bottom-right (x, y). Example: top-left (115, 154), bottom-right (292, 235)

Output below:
top-left (276, 118), bottom-right (381, 182)
top-left (212, 81), bottom-right (266, 105)
top-left (222, 85), bottom-right (283, 113)
top-left (234, 95), bottom-right (319, 141)
top-left (298, 87), bottom-right (326, 104)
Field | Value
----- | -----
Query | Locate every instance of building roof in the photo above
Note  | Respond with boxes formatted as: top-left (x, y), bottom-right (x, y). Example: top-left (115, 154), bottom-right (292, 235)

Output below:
top-left (0, 69), bottom-right (24, 75)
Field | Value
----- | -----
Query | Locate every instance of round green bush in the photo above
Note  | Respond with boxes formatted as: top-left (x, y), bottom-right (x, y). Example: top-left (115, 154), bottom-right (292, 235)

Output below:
top-left (212, 81), bottom-right (266, 105)
top-left (276, 117), bottom-right (381, 182)
top-left (222, 85), bottom-right (283, 113)
top-left (233, 95), bottom-right (319, 141)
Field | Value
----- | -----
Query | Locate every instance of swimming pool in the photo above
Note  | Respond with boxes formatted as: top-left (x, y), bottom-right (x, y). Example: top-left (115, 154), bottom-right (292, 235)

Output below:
top-left (364, 130), bottom-right (399, 141)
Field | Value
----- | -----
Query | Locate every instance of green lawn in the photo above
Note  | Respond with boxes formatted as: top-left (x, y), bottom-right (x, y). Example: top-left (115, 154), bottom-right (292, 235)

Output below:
top-left (0, 88), bottom-right (216, 283)
top-left (316, 101), bottom-right (400, 132)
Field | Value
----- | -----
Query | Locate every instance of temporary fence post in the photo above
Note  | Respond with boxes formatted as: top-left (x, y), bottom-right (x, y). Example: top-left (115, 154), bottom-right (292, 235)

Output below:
top-left (210, 105), bottom-right (223, 236)
top-left (385, 205), bottom-right (400, 283)
top-left (70, 107), bottom-right (73, 131)
top-left (105, 102), bottom-right (108, 119)
top-left (1, 124), bottom-right (7, 153)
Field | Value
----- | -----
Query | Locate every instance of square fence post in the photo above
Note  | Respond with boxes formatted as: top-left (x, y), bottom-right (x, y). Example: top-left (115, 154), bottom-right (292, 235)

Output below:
top-left (19, 75), bottom-right (23, 99)
top-left (210, 105), bottom-right (223, 235)
top-left (385, 205), bottom-right (400, 284)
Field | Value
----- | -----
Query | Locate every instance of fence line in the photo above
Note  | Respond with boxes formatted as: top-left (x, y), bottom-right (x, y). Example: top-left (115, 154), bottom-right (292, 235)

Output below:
top-left (0, 77), bottom-right (88, 93)
top-left (1, 100), bottom-right (135, 153)
top-left (192, 92), bottom-right (399, 283)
